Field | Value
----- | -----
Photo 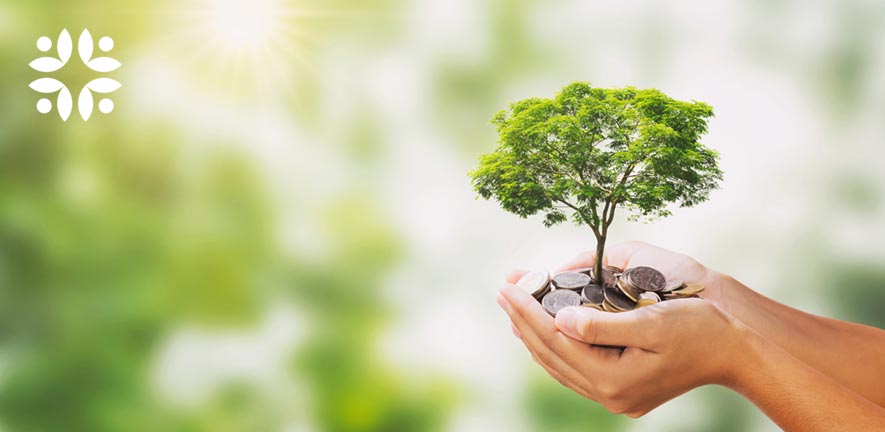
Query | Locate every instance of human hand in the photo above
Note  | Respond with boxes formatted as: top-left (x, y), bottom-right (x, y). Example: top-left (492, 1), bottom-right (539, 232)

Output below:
top-left (497, 281), bottom-right (748, 417)
top-left (557, 240), bottom-right (732, 313)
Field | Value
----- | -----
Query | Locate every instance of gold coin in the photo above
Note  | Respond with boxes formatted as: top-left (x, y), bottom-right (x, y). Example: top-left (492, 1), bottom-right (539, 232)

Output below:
top-left (639, 291), bottom-right (661, 302)
top-left (635, 299), bottom-right (657, 308)
top-left (581, 302), bottom-right (603, 311)
top-left (602, 299), bottom-right (617, 312)
top-left (671, 283), bottom-right (705, 296)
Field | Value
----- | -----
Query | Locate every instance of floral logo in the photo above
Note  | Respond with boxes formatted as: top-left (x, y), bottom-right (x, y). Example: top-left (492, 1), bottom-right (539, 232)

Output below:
top-left (28, 29), bottom-right (122, 122)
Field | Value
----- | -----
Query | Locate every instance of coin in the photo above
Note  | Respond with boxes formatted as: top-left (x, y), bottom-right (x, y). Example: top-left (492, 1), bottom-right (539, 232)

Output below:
top-left (542, 289), bottom-right (582, 316)
top-left (516, 270), bottom-right (551, 299)
top-left (601, 299), bottom-right (617, 312)
top-left (633, 290), bottom-right (661, 309)
top-left (624, 266), bottom-right (666, 292)
top-left (605, 265), bottom-right (624, 275)
top-left (568, 267), bottom-right (594, 276)
top-left (603, 286), bottom-right (635, 312)
top-left (616, 278), bottom-right (642, 302)
top-left (552, 272), bottom-right (592, 290)
top-left (638, 291), bottom-right (661, 302)
top-left (662, 279), bottom-right (685, 293)
top-left (592, 265), bottom-right (622, 287)
top-left (670, 283), bottom-right (705, 296)
top-left (581, 284), bottom-right (605, 305)
top-left (582, 302), bottom-right (604, 311)
top-left (534, 264), bottom-right (706, 316)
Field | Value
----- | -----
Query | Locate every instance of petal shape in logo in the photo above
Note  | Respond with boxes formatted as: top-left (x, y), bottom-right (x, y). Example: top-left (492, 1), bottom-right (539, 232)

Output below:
top-left (29, 77), bottom-right (65, 93)
top-left (30, 29), bottom-right (121, 121)
top-left (57, 29), bottom-right (72, 64)
top-left (28, 57), bottom-right (65, 73)
top-left (79, 29), bottom-right (93, 64)
top-left (87, 57), bottom-right (122, 73)
top-left (57, 86), bottom-right (72, 122)
top-left (78, 87), bottom-right (94, 121)
top-left (85, 78), bottom-right (122, 93)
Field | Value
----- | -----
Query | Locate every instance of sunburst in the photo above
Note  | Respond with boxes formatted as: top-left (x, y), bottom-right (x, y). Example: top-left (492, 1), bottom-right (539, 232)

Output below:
top-left (167, 0), bottom-right (364, 99)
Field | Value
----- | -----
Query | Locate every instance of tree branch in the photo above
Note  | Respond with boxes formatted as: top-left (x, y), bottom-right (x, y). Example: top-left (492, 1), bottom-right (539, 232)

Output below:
top-left (601, 199), bottom-right (610, 226)
top-left (555, 198), bottom-right (601, 238)
top-left (599, 163), bottom-right (636, 233)
top-left (603, 198), bottom-right (618, 228)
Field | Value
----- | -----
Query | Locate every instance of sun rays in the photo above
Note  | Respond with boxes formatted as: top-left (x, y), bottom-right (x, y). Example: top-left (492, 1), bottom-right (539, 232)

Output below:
top-left (162, 0), bottom-right (385, 100)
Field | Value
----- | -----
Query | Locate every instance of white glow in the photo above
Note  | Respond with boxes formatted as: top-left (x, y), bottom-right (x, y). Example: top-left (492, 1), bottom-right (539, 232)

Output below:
top-left (201, 0), bottom-right (283, 50)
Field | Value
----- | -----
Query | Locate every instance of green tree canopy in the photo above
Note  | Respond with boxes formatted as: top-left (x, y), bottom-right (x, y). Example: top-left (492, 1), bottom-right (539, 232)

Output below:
top-left (471, 82), bottom-right (723, 279)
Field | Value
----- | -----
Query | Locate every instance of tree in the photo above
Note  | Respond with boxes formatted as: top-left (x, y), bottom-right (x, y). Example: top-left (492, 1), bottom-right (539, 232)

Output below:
top-left (470, 82), bottom-right (723, 284)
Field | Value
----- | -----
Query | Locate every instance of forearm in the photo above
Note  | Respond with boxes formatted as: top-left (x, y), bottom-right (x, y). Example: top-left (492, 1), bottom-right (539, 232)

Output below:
top-left (728, 325), bottom-right (885, 431)
top-left (708, 272), bottom-right (885, 405)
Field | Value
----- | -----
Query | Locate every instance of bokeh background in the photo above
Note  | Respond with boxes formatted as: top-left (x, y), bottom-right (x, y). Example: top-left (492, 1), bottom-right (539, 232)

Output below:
top-left (1, 0), bottom-right (884, 431)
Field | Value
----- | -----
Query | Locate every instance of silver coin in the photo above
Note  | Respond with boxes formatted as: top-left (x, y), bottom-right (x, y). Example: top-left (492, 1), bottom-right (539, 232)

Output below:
top-left (568, 267), bottom-right (594, 276)
top-left (581, 284), bottom-right (605, 305)
top-left (542, 289), bottom-right (582, 316)
top-left (624, 266), bottom-right (666, 292)
top-left (516, 270), bottom-right (550, 298)
top-left (603, 285), bottom-right (636, 311)
top-left (552, 272), bottom-right (591, 290)
top-left (662, 279), bottom-right (685, 293)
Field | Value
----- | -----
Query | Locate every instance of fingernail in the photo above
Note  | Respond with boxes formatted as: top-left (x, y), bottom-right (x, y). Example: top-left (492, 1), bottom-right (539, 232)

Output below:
top-left (511, 324), bottom-right (521, 339)
top-left (505, 269), bottom-right (528, 281)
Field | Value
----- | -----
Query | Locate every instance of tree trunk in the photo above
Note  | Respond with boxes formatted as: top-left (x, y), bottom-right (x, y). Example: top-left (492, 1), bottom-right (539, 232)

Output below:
top-left (594, 236), bottom-right (606, 286)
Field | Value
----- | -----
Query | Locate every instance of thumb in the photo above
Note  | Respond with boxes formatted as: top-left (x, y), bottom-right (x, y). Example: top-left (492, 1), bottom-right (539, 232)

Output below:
top-left (554, 306), bottom-right (655, 348)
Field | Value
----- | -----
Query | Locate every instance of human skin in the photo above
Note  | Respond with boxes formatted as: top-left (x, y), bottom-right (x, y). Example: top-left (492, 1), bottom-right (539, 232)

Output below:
top-left (496, 241), bottom-right (885, 430)
top-left (554, 241), bottom-right (885, 407)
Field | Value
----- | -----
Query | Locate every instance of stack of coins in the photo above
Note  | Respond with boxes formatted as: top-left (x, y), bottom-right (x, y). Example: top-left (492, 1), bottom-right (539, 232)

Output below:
top-left (516, 266), bottom-right (704, 316)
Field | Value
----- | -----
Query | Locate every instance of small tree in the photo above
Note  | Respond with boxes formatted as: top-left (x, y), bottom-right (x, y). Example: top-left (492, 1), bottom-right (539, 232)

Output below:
top-left (470, 82), bottom-right (723, 282)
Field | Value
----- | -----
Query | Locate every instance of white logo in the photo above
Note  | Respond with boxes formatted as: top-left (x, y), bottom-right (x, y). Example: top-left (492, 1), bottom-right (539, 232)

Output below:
top-left (28, 29), bottom-right (122, 122)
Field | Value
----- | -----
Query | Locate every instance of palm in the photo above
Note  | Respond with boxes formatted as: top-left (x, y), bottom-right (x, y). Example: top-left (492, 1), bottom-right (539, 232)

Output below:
top-left (613, 243), bottom-right (709, 284)
top-left (559, 241), bottom-right (715, 297)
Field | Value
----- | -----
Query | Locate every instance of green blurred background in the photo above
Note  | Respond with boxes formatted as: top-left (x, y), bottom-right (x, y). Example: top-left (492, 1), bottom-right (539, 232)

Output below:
top-left (1, 0), bottom-right (883, 431)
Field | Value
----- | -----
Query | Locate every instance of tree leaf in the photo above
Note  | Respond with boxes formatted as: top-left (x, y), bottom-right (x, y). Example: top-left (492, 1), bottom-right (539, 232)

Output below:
top-left (469, 81), bottom-right (722, 237)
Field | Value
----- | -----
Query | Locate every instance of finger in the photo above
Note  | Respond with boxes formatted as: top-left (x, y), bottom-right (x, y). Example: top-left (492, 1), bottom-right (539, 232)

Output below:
top-left (511, 324), bottom-right (521, 339)
top-left (531, 352), bottom-right (598, 401)
top-left (505, 269), bottom-right (529, 284)
top-left (497, 289), bottom-right (598, 393)
top-left (554, 306), bottom-right (657, 349)
top-left (500, 284), bottom-right (613, 369)
top-left (497, 290), bottom-right (582, 370)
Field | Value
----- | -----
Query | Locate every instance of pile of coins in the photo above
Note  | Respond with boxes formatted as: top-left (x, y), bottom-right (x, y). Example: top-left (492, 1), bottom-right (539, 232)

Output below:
top-left (516, 266), bottom-right (705, 316)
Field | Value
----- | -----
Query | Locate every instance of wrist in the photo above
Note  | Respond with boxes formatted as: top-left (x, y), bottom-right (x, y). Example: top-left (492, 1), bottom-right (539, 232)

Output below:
top-left (720, 320), bottom-right (771, 393)
top-left (700, 270), bottom-right (741, 316)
